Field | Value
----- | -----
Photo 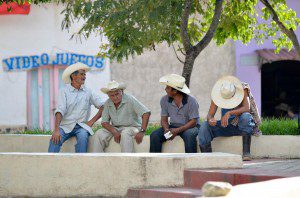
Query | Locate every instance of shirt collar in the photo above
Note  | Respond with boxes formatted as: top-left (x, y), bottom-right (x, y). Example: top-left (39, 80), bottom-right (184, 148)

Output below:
top-left (168, 94), bottom-right (188, 106)
top-left (67, 84), bottom-right (85, 92)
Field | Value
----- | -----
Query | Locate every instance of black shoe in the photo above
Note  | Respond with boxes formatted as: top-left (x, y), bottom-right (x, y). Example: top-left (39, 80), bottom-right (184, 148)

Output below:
top-left (242, 135), bottom-right (252, 161)
top-left (200, 143), bottom-right (212, 153)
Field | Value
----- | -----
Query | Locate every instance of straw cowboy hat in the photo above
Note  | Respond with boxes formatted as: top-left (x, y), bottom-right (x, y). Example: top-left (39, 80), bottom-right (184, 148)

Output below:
top-left (62, 62), bottom-right (91, 84)
top-left (159, 74), bottom-right (190, 94)
top-left (101, 80), bottom-right (126, 94)
top-left (211, 75), bottom-right (244, 109)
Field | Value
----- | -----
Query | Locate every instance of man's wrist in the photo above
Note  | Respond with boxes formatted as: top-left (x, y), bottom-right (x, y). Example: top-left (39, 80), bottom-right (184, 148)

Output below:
top-left (139, 128), bottom-right (146, 133)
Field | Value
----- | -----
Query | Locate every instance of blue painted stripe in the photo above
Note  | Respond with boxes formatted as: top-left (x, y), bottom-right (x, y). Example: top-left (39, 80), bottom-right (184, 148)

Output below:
top-left (30, 69), bottom-right (39, 129)
top-left (59, 69), bottom-right (65, 89)
top-left (42, 69), bottom-right (51, 131)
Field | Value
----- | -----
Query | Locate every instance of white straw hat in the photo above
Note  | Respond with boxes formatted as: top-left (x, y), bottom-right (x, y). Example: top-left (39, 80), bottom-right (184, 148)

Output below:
top-left (100, 80), bottom-right (126, 94)
top-left (211, 75), bottom-right (244, 109)
top-left (62, 62), bottom-right (91, 84)
top-left (159, 74), bottom-right (190, 94)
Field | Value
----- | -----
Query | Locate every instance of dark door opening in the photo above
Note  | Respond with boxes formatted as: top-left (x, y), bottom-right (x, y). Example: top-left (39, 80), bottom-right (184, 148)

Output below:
top-left (261, 60), bottom-right (300, 120)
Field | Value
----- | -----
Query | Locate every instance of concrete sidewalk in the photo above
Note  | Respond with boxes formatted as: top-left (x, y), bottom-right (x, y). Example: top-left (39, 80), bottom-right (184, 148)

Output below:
top-left (128, 159), bottom-right (300, 198)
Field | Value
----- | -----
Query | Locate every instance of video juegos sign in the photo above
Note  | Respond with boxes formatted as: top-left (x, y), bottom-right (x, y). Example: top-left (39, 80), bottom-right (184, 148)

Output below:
top-left (2, 53), bottom-right (105, 71)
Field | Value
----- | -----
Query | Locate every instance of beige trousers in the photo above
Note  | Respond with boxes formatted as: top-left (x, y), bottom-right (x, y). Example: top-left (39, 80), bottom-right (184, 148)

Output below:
top-left (92, 127), bottom-right (139, 153)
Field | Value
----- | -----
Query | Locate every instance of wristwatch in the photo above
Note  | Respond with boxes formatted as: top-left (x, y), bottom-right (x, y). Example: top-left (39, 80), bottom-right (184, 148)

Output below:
top-left (139, 128), bottom-right (145, 133)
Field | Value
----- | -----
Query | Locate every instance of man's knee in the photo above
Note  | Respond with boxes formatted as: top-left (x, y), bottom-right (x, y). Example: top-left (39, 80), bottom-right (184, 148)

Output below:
top-left (182, 127), bottom-right (198, 139)
top-left (150, 128), bottom-right (163, 142)
top-left (238, 113), bottom-right (253, 127)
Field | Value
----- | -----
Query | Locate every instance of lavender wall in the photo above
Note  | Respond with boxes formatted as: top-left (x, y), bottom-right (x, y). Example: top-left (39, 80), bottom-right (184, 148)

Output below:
top-left (236, 0), bottom-right (300, 114)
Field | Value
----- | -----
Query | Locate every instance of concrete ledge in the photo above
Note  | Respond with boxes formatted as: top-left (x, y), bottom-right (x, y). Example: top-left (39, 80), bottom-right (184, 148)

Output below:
top-left (0, 134), bottom-right (299, 158)
top-left (0, 152), bottom-right (242, 197)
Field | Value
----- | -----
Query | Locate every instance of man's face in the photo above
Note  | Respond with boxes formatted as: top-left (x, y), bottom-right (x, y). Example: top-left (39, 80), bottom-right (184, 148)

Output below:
top-left (71, 69), bottom-right (86, 85)
top-left (108, 89), bottom-right (123, 105)
top-left (165, 86), bottom-right (176, 97)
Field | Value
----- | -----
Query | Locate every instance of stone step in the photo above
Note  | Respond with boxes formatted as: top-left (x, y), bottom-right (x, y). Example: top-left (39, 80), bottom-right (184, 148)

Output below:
top-left (127, 187), bottom-right (202, 198)
top-left (184, 159), bottom-right (300, 188)
top-left (184, 169), bottom-right (282, 188)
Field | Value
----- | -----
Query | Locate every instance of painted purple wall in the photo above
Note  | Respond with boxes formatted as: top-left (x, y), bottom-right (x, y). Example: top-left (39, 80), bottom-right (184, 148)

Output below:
top-left (236, 0), bottom-right (300, 114)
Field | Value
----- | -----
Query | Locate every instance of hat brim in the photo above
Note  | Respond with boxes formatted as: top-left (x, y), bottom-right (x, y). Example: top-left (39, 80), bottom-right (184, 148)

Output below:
top-left (159, 76), bottom-right (190, 94)
top-left (211, 76), bottom-right (244, 109)
top-left (100, 84), bottom-right (126, 94)
top-left (62, 62), bottom-right (91, 84)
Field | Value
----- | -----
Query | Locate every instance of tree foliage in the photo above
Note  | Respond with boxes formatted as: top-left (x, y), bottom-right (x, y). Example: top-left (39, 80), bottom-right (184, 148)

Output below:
top-left (2, 0), bottom-right (300, 84)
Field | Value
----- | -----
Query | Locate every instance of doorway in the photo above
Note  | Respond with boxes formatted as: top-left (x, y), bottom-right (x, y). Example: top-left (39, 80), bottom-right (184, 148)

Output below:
top-left (27, 65), bottom-right (66, 131)
top-left (261, 60), bottom-right (300, 118)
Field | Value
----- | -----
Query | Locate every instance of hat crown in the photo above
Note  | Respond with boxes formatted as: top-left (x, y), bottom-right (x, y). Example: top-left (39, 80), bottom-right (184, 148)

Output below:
top-left (107, 81), bottom-right (120, 90)
top-left (220, 81), bottom-right (236, 99)
top-left (167, 74), bottom-right (186, 89)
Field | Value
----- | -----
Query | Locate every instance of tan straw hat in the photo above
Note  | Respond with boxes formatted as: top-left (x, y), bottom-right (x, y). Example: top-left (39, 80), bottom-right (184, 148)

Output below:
top-left (62, 62), bottom-right (91, 84)
top-left (100, 80), bottom-right (126, 94)
top-left (211, 75), bottom-right (244, 109)
top-left (159, 74), bottom-right (190, 94)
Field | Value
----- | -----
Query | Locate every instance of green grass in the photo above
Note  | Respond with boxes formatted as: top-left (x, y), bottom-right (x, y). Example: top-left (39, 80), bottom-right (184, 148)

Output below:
top-left (260, 118), bottom-right (300, 135)
top-left (10, 118), bottom-right (300, 136)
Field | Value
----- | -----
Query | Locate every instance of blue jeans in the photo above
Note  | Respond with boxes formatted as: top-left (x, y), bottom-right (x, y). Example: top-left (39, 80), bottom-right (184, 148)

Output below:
top-left (48, 124), bottom-right (90, 153)
top-left (150, 125), bottom-right (199, 153)
top-left (198, 112), bottom-right (255, 146)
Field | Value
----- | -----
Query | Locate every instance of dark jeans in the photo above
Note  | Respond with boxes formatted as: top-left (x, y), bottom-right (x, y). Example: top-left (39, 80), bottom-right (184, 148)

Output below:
top-left (198, 112), bottom-right (254, 146)
top-left (150, 125), bottom-right (199, 153)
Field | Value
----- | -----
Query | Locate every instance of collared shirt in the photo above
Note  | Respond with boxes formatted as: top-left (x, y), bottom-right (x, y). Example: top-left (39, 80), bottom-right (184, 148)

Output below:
top-left (55, 84), bottom-right (103, 135)
top-left (101, 93), bottom-right (150, 127)
top-left (160, 95), bottom-right (200, 127)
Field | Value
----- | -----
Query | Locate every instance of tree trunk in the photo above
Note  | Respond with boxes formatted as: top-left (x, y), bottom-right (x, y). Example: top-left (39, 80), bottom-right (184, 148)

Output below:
top-left (180, 0), bottom-right (223, 87)
top-left (182, 49), bottom-right (196, 87)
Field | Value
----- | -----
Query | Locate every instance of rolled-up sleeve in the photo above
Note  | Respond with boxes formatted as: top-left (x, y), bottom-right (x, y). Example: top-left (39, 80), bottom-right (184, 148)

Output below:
top-left (188, 97), bottom-right (200, 120)
top-left (101, 104), bottom-right (110, 123)
top-left (160, 97), bottom-right (169, 117)
top-left (90, 91), bottom-right (104, 109)
top-left (55, 89), bottom-right (67, 116)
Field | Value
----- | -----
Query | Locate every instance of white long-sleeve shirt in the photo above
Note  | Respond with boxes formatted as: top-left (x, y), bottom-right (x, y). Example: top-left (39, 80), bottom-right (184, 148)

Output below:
top-left (55, 84), bottom-right (103, 135)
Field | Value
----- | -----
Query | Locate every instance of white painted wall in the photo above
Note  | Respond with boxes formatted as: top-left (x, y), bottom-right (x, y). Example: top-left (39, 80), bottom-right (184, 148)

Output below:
top-left (0, 4), bottom-right (110, 127)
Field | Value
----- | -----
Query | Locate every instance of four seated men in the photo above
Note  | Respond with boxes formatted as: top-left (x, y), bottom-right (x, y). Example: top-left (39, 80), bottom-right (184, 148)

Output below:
top-left (50, 64), bottom-right (260, 159)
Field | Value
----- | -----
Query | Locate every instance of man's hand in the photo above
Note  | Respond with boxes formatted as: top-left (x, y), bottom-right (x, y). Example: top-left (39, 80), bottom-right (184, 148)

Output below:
top-left (113, 131), bottom-right (121, 143)
top-left (51, 128), bottom-right (61, 145)
top-left (169, 128), bottom-right (180, 140)
top-left (221, 112), bottom-right (231, 127)
top-left (208, 118), bottom-right (217, 126)
top-left (134, 132), bottom-right (144, 144)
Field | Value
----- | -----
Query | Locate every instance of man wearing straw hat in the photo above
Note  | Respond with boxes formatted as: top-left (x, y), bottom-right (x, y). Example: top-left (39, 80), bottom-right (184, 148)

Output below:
top-left (198, 75), bottom-right (261, 161)
top-left (93, 81), bottom-right (151, 153)
top-left (48, 62), bottom-right (104, 153)
top-left (150, 74), bottom-right (200, 153)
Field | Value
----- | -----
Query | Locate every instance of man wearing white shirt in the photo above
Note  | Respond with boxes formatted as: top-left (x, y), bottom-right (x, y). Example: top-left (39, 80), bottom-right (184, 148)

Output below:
top-left (48, 62), bottom-right (103, 153)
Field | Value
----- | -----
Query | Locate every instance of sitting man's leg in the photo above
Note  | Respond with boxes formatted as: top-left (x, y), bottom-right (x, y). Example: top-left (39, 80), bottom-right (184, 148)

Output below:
top-left (198, 121), bottom-right (215, 152)
top-left (92, 128), bottom-right (113, 153)
top-left (48, 128), bottom-right (70, 153)
top-left (120, 127), bottom-right (139, 153)
top-left (238, 112), bottom-right (255, 161)
top-left (179, 126), bottom-right (198, 153)
top-left (73, 124), bottom-right (90, 153)
top-left (150, 127), bottom-right (167, 153)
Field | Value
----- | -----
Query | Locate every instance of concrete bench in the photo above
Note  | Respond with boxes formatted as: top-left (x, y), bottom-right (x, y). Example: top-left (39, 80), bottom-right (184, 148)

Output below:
top-left (0, 152), bottom-right (242, 197)
top-left (0, 134), bottom-right (299, 158)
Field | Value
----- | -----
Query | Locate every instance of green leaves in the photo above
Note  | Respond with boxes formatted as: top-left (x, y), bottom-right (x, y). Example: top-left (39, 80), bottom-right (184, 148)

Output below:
top-left (3, 0), bottom-right (299, 62)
